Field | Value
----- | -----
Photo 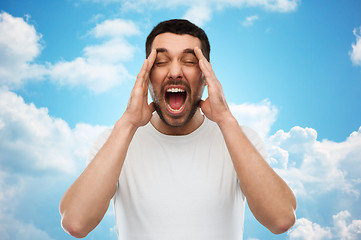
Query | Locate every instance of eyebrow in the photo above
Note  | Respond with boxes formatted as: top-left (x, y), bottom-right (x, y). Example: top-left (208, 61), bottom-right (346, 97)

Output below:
top-left (156, 48), bottom-right (196, 56)
top-left (183, 48), bottom-right (196, 56)
top-left (156, 48), bottom-right (167, 53)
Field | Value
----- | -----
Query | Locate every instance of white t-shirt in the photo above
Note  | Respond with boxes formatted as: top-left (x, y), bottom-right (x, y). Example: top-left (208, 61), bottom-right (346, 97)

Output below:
top-left (88, 117), bottom-right (267, 240)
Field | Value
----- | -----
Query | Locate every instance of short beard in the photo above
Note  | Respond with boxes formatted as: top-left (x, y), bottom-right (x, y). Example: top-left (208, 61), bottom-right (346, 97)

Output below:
top-left (149, 78), bottom-right (205, 128)
top-left (153, 98), bottom-right (201, 128)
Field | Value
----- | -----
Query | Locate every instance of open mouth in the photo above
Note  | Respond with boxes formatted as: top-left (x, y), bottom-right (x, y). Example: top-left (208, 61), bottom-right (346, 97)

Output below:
top-left (164, 87), bottom-right (187, 113)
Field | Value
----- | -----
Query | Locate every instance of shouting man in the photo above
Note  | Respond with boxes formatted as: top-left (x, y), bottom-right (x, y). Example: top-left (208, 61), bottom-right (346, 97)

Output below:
top-left (59, 19), bottom-right (297, 240)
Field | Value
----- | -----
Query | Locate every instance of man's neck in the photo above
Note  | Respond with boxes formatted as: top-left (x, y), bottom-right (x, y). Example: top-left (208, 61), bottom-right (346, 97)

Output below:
top-left (150, 109), bottom-right (204, 136)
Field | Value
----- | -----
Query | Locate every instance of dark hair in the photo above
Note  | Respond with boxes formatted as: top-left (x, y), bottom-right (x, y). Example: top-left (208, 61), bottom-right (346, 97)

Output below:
top-left (145, 19), bottom-right (210, 61)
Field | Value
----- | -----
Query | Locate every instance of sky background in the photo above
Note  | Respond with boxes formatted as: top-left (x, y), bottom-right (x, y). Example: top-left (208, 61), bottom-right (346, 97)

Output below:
top-left (0, 0), bottom-right (361, 239)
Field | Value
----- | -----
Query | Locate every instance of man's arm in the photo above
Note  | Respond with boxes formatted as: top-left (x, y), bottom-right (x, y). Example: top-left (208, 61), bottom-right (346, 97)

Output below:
top-left (59, 50), bottom-right (156, 238)
top-left (195, 47), bottom-right (297, 234)
top-left (219, 118), bottom-right (296, 234)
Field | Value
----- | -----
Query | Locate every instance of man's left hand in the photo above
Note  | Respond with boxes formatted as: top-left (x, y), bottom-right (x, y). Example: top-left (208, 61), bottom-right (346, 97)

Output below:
top-left (194, 47), bottom-right (234, 126)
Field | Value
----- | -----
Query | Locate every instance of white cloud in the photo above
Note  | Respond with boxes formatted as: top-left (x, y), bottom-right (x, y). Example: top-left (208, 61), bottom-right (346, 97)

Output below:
top-left (267, 126), bottom-right (361, 197)
top-left (0, 12), bottom-right (41, 66)
top-left (0, 12), bottom-right (139, 93)
top-left (0, 209), bottom-right (55, 240)
top-left (230, 99), bottom-right (278, 140)
top-left (49, 57), bottom-right (132, 93)
top-left (288, 218), bottom-right (332, 240)
top-left (242, 15), bottom-right (259, 27)
top-left (84, 39), bottom-right (136, 63)
top-left (90, 18), bottom-right (140, 38)
top-left (0, 88), bottom-right (109, 239)
top-left (230, 102), bottom-right (361, 239)
top-left (183, 4), bottom-right (212, 27)
top-left (0, 11), bottom-right (46, 89)
top-left (120, 0), bottom-right (300, 12)
top-left (333, 210), bottom-right (361, 240)
top-left (0, 88), bottom-right (107, 175)
top-left (49, 18), bottom-right (140, 93)
top-left (262, 0), bottom-right (300, 12)
top-left (288, 211), bottom-right (361, 240)
top-left (350, 27), bottom-right (361, 66)
top-left (87, 0), bottom-right (300, 25)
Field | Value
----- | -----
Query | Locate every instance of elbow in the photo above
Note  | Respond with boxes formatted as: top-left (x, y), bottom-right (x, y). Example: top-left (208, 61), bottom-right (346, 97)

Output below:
top-left (271, 193), bottom-right (297, 234)
top-left (270, 210), bottom-right (296, 234)
top-left (61, 215), bottom-right (90, 239)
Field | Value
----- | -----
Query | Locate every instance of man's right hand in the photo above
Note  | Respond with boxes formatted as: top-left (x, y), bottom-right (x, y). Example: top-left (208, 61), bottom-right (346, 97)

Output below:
top-left (122, 49), bottom-right (157, 128)
top-left (59, 50), bottom-right (158, 238)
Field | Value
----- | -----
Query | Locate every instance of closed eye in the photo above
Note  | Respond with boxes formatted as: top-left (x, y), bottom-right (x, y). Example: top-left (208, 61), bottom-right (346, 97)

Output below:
top-left (181, 53), bottom-right (198, 66)
top-left (155, 60), bottom-right (169, 67)
top-left (182, 60), bottom-right (198, 66)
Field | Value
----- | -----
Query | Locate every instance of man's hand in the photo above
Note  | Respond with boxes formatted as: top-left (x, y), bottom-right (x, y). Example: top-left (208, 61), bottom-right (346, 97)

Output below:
top-left (122, 49), bottom-right (157, 128)
top-left (194, 49), bottom-right (296, 234)
top-left (59, 50), bottom-right (158, 238)
top-left (194, 47), bottom-right (234, 126)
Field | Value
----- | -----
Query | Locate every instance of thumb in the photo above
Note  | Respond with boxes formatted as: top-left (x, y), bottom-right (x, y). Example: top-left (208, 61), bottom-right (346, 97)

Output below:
top-left (148, 102), bottom-right (156, 113)
top-left (199, 99), bottom-right (208, 114)
top-left (199, 99), bottom-right (205, 109)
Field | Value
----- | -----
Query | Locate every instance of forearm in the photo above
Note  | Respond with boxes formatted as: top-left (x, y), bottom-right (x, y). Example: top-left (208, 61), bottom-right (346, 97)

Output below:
top-left (59, 117), bottom-right (137, 238)
top-left (218, 116), bottom-right (296, 234)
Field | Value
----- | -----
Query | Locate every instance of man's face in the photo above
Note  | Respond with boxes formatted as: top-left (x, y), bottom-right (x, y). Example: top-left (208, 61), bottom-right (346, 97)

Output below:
top-left (149, 33), bottom-right (206, 127)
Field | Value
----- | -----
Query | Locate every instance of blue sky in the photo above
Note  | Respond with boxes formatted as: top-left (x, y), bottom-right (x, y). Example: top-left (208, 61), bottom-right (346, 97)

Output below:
top-left (0, 0), bottom-right (361, 239)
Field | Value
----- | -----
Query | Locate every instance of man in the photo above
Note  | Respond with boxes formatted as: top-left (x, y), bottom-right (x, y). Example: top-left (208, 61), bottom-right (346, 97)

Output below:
top-left (59, 19), bottom-right (296, 239)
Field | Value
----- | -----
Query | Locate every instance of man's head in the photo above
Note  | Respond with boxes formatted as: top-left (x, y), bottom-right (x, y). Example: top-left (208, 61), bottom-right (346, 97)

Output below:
top-left (146, 19), bottom-right (210, 62)
top-left (146, 20), bottom-right (210, 129)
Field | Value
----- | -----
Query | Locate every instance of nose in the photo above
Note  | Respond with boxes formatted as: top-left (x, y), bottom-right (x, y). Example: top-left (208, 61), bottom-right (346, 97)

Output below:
top-left (167, 61), bottom-right (183, 80)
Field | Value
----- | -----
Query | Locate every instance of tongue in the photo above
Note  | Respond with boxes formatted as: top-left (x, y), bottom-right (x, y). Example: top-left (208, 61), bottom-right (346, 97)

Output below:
top-left (168, 93), bottom-right (185, 110)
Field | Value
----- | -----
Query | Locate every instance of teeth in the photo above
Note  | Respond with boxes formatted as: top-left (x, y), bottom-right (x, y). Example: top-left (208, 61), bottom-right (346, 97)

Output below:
top-left (167, 104), bottom-right (184, 112)
top-left (166, 88), bottom-right (185, 93)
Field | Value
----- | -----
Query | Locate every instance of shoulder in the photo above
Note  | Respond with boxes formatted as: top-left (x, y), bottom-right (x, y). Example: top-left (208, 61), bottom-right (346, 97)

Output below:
top-left (86, 128), bottom-right (112, 165)
top-left (240, 125), bottom-right (268, 159)
top-left (205, 116), bottom-right (268, 159)
top-left (240, 125), bottom-right (260, 142)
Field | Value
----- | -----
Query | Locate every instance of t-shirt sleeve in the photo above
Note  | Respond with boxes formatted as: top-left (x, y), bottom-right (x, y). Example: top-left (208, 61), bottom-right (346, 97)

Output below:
top-left (86, 128), bottom-right (113, 166)
top-left (240, 125), bottom-right (268, 160)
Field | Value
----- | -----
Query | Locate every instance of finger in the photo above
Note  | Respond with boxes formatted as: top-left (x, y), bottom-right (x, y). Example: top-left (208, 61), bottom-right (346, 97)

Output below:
top-left (194, 46), bottom-right (207, 62)
top-left (147, 49), bottom-right (157, 67)
top-left (194, 47), bottom-right (212, 72)
top-left (142, 50), bottom-right (157, 94)
top-left (198, 59), bottom-right (213, 78)
top-left (135, 59), bottom-right (149, 88)
top-left (135, 49), bottom-right (156, 88)
top-left (144, 49), bottom-right (157, 81)
top-left (194, 47), bottom-right (211, 82)
top-left (199, 98), bottom-right (211, 117)
top-left (148, 102), bottom-right (155, 113)
top-left (199, 99), bottom-right (204, 108)
top-left (194, 47), bottom-right (218, 86)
